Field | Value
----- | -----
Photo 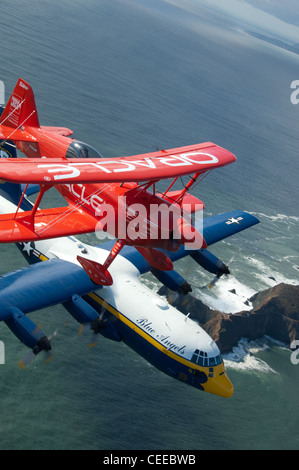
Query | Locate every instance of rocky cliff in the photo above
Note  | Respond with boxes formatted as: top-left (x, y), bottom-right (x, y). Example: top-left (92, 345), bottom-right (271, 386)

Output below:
top-left (158, 283), bottom-right (299, 354)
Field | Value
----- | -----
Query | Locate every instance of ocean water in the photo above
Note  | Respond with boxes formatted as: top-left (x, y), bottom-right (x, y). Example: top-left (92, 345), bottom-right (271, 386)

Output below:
top-left (0, 0), bottom-right (298, 450)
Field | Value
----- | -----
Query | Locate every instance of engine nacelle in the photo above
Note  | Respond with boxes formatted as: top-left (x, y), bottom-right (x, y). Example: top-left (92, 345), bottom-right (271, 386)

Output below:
top-left (65, 294), bottom-right (100, 324)
top-left (191, 249), bottom-right (230, 277)
top-left (152, 269), bottom-right (192, 294)
top-left (64, 294), bottom-right (121, 342)
top-left (5, 307), bottom-right (51, 354)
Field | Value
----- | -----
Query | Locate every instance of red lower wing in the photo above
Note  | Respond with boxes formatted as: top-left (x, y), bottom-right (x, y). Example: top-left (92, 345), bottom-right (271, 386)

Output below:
top-left (0, 206), bottom-right (99, 243)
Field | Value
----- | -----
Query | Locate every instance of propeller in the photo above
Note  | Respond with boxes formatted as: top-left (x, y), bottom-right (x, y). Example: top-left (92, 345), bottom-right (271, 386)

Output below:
top-left (19, 329), bottom-right (57, 368)
top-left (207, 256), bottom-right (233, 289)
top-left (78, 304), bottom-right (108, 348)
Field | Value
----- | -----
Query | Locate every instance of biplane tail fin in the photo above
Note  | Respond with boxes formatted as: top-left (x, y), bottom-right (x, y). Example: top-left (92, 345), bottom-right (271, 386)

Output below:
top-left (0, 78), bottom-right (40, 129)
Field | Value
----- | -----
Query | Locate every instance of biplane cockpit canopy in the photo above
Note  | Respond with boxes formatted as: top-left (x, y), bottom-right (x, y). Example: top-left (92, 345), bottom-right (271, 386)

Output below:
top-left (65, 141), bottom-right (103, 159)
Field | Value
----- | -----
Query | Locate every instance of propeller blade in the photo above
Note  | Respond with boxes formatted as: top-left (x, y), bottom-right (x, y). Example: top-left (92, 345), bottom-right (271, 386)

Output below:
top-left (19, 350), bottom-right (36, 369)
top-left (208, 275), bottom-right (220, 289)
top-left (78, 309), bottom-right (108, 347)
top-left (19, 345), bottom-right (56, 368)
top-left (19, 330), bottom-right (56, 368)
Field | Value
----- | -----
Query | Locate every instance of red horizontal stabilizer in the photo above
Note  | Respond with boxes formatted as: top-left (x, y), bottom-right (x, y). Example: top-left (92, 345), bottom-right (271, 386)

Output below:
top-left (77, 255), bottom-right (113, 286)
top-left (0, 127), bottom-right (37, 142)
top-left (40, 126), bottom-right (73, 137)
top-left (136, 246), bottom-right (173, 271)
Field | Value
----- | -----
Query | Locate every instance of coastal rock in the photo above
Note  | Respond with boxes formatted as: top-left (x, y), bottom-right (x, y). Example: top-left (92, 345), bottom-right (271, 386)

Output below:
top-left (159, 283), bottom-right (299, 354)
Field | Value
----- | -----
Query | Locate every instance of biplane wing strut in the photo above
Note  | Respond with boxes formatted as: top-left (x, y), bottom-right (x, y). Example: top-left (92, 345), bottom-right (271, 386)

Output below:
top-left (12, 183), bottom-right (51, 232)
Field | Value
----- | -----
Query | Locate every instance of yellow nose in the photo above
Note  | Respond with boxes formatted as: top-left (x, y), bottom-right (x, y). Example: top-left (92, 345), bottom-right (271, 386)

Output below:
top-left (204, 371), bottom-right (234, 398)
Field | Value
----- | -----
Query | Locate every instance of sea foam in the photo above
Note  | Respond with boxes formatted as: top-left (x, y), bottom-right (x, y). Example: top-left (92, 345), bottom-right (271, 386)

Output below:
top-left (223, 339), bottom-right (278, 373)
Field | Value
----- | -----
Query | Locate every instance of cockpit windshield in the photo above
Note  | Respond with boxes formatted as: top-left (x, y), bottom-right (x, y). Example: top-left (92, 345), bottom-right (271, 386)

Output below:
top-left (66, 141), bottom-right (103, 159)
top-left (191, 349), bottom-right (223, 367)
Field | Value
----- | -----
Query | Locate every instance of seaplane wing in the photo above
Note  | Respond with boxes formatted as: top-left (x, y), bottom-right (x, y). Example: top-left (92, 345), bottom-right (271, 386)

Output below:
top-left (0, 142), bottom-right (236, 184)
top-left (0, 208), bottom-right (259, 399)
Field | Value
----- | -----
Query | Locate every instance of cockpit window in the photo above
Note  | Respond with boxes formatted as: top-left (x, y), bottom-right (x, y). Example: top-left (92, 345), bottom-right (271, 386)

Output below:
top-left (191, 349), bottom-right (222, 367)
top-left (66, 141), bottom-right (103, 159)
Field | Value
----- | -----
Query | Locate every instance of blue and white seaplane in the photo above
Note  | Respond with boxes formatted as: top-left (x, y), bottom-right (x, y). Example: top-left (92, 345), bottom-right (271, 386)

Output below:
top-left (0, 81), bottom-right (259, 398)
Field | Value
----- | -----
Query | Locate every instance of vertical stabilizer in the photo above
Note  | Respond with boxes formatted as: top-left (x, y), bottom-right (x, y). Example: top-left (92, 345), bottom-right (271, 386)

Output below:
top-left (0, 78), bottom-right (40, 128)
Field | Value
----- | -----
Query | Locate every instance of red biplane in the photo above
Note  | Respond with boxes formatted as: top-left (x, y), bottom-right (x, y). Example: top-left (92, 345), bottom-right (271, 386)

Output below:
top-left (0, 78), bottom-right (236, 285)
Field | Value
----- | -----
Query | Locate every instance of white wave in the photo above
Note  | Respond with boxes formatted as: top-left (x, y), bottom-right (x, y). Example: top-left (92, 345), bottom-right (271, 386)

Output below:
top-left (195, 275), bottom-right (256, 313)
top-left (246, 257), bottom-right (299, 288)
top-left (250, 212), bottom-right (299, 224)
top-left (223, 339), bottom-right (278, 373)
